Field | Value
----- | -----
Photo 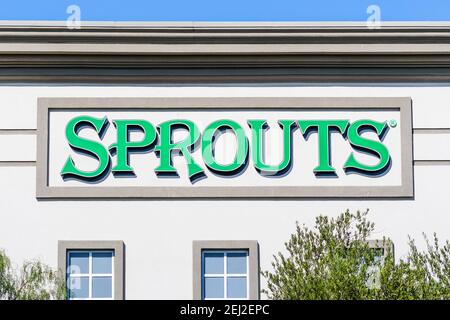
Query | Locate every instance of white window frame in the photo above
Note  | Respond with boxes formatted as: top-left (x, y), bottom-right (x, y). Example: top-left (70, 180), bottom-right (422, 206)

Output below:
top-left (202, 250), bottom-right (250, 300)
top-left (67, 250), bottom-right (115, 300)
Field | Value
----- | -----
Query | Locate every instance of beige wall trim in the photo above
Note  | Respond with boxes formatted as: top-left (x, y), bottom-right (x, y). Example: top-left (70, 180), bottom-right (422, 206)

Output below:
top-left (2, 22), bottom-right (450, 46)
top-left (3, 43), bottom-right (450, 55)
top-left (58, 240), bottom-right (125, 300)
top-left (413, 128), bottom-right (450, 134)
top-left (192, 240), bottom-right (260, 300)
top-left (0, 129), bottom-right (36, 135)
top-left (36, 97), bottom-right (414, 199)
top-left (1, 69), bottom-right (450, 84)
top-left (414, 160), bottom-right (450, 166)
top-left (0, 161), bottom-right (36, 167)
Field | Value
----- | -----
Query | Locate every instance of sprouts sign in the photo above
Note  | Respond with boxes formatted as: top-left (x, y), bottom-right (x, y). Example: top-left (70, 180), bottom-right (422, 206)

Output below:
top-left (36, 97), bottom-right (413, 198)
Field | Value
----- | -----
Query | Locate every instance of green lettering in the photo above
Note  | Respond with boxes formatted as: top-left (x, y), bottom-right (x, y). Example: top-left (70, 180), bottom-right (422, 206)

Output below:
top-left (109, 119), bottom-right (157, 174)
top-left (202, 119), bottom-right (249, 174)
top-left (61, 116), bottom-right (110, 180)
top-left (298, 120), bottom-right (349, 175)
top-left (343, 119), bottom-right (390, 174)
top-left (154, 120), bottom-right (203, 178)
top-left (248, 119), bottom-right (296, 175)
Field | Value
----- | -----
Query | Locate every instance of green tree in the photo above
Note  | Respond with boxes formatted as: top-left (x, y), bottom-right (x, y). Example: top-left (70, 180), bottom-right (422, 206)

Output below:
top-left (0, 249), bottom-right (66, 300)
top-left (263, 209), bottom-right (450, 300)
top-left (376, 234), bottom-right (450, 299)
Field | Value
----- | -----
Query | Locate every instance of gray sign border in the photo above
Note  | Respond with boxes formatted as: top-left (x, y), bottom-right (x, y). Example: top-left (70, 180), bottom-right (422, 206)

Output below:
top-left (36, 97), bottom-right (413, 199)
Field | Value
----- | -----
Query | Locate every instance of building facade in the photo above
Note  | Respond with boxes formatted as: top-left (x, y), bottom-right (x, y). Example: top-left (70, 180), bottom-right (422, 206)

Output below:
top-left (1, 22), bottom-right (450, 299)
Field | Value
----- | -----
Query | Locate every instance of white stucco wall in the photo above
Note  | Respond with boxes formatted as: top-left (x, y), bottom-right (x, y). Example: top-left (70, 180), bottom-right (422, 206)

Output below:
top-left (0, 85), bottom-right (449, 299)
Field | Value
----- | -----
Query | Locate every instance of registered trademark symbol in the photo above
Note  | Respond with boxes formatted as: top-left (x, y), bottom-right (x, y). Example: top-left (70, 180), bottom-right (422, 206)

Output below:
top-left (389, 119), bottom-right (397, 128)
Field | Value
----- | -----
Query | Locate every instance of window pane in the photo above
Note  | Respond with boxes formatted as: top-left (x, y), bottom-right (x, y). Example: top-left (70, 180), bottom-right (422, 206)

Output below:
top-left (204, 252), bottom-right (224, 274)
top-left (204, 277), bottom-right (224, 299)
top-left (68, 276), bottom-right (89, 299)
top-left (373, 248), bottom-right (385, 264)
top-left (92, 276), bottom-right (113, 298)
top-left (68, 252), bottom-right (89, 274)
top-left (227, 252), bottom-right (247, 274)
top-left (227, 277), bottom-right (247, 299)
top-left (92, 252), bottom-right (113, 274)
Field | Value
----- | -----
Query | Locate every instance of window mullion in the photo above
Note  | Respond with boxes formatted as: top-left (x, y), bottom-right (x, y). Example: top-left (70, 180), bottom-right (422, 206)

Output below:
top-left (89, 252), bottom-right (92, 299)
top-left (224, 252), bottom-right (227, 299)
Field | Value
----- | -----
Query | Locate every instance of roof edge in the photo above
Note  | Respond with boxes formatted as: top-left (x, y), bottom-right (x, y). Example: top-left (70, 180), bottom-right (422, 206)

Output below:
top-left (1, 20), bottom-right (450, 31)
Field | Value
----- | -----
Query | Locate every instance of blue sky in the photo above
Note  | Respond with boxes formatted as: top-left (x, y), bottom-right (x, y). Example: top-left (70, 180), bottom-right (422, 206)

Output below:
top-left (0, 0), bottom-right (449, 22)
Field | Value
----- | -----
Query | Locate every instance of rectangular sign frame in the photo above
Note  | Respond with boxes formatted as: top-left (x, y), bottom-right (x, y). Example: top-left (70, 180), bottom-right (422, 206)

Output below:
top-left (36, 97), bottom-right (413, 199)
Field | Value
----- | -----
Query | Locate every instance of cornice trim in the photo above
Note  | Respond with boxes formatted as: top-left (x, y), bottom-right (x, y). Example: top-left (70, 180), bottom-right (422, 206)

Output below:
top-left (0, 22), bottom-right (449, 82)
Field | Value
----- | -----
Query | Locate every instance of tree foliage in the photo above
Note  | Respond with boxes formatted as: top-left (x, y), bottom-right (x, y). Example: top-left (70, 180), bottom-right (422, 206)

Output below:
top-left (0, 249), bottom-right (65, 300)
top-left (263, 209), bottom-right (450, 300)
